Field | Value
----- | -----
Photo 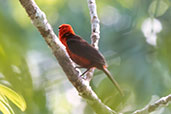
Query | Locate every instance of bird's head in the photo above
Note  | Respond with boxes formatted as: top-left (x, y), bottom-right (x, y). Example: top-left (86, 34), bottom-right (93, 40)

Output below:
top-left (58, 24), bottom-right (75, 46)
top-left (58, 24), bottom-right (75, 38)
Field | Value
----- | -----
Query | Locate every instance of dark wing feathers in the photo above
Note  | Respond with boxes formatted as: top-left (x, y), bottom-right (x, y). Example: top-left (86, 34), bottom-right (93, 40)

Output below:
top-left (66, 35), bottom-right (106, 66)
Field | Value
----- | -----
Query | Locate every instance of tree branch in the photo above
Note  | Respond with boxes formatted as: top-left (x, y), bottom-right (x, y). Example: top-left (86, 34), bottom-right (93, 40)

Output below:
top-left (86, 0), bottom-right (100, 81)
top-left (87, 0), bottom-right (100, 49)
top-left (19, 0), bottom-right (116, 113)
top-left (133, 94), bottom-right (171, 114)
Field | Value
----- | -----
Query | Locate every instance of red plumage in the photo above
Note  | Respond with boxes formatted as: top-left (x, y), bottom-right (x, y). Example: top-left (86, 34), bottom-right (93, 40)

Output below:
top-left (58, 24), bottom-right (123, 96)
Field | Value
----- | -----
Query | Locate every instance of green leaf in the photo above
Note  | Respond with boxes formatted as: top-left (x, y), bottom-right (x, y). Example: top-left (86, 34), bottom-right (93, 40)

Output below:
top-left (0, 84), bottom-right (26, 112)
top-left (148, 0), bottom-right (169, 17)
top-left (0, 94), bottom-right (8, 103)
top-left (0, 95), bottom-right (15, 114)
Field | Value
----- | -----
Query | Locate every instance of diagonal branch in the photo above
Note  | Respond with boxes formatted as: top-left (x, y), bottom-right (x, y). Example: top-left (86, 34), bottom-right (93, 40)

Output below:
top-left (19, 0), bottom-right (116, 113)
top-left (133, 94), bottom-right (171, 114)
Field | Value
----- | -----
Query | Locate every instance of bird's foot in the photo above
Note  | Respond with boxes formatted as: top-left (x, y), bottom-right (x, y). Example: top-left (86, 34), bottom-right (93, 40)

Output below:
top-left (79, 68), bottom-right (91, 79)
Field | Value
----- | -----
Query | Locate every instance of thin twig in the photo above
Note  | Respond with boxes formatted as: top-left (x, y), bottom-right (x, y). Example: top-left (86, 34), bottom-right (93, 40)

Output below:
top-left (133, 94), bottom-right (171, 114)
top-left (18, 0), bottom-right (116, 113)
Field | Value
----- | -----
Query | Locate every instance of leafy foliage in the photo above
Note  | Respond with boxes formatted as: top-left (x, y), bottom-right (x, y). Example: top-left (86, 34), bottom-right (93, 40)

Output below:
top-left (0, 84), bottom-right (26, 114)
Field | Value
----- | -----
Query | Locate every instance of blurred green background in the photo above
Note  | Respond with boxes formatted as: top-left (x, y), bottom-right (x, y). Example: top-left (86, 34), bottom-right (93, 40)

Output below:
top-left (0, 0), bottom-right (171, 114)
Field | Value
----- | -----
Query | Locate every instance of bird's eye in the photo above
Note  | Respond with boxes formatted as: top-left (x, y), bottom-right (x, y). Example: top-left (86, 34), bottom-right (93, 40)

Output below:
top-left (58, 27), bottom-right (61, 30)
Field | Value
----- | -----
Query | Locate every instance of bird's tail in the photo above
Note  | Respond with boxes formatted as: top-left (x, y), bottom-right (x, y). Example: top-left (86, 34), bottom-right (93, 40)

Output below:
top-left (102, 66), bottom-right (124, 96)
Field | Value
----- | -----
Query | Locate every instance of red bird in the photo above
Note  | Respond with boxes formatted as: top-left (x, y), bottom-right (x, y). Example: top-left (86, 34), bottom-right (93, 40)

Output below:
top-left (58, 24), bottom-right (123, 96)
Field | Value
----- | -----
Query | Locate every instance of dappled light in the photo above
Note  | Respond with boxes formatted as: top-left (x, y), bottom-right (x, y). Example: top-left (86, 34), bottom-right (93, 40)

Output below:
top-left (141, 18), bottom-right (162, 46)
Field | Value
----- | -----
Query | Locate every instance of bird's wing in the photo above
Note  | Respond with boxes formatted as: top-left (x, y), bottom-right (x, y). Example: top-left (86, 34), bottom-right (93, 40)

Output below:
top-left (66, 35), bottom-right (106, 66)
